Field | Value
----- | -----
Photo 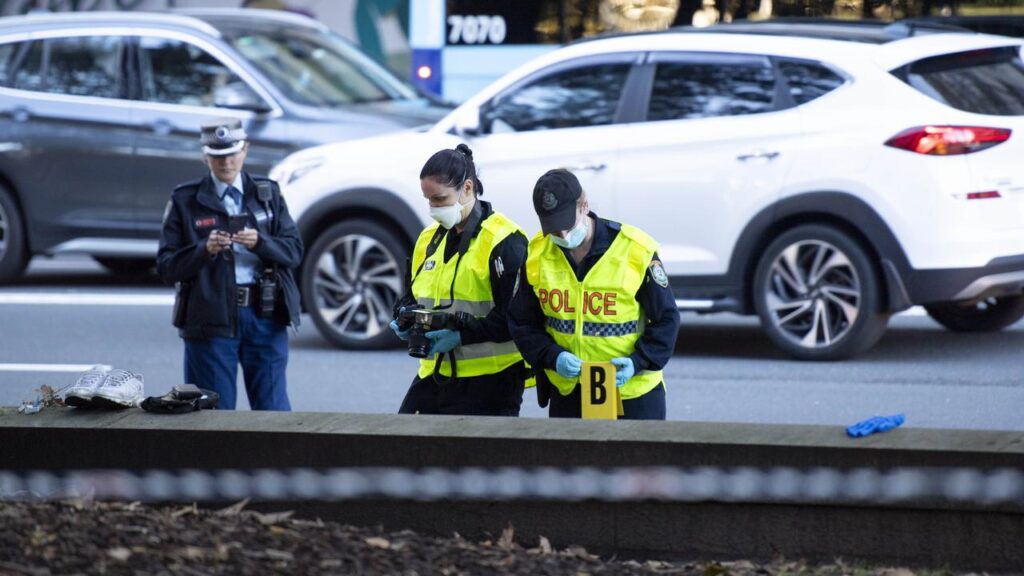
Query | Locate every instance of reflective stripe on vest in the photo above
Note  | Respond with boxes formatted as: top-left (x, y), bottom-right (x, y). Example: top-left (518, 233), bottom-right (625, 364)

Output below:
top-left (525, 222), bottom-right (663, 400)
top-left (410, 213), bottom-right (524, 378)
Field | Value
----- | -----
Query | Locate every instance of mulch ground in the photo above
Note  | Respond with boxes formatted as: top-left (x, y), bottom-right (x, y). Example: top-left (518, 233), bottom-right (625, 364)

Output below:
top-left (0, 500), bottom-right (943, 576)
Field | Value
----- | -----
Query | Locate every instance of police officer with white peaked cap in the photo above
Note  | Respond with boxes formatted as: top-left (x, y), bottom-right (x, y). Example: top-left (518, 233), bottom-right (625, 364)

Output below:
top-left (157, 118), bottom-right (303, 410)
top-left (508, 169), bottom-right (679, 419)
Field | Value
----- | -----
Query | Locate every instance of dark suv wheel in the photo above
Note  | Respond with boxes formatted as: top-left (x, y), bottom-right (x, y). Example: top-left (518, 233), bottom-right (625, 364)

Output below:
top-left (0, 185), bottom-right (28, 284)
top-left (753, 224), bottom-right (889, 360)
top-left (925, 295), bottom-right (1024, 332)
top-left (302, 220), bottom-right (407, 349)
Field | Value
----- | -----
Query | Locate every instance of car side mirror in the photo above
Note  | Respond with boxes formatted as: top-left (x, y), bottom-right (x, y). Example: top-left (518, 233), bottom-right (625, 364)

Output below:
top-left (214, 82), bottom-right (272, 114)
top-left (452, 105), bottom-right (483, 137)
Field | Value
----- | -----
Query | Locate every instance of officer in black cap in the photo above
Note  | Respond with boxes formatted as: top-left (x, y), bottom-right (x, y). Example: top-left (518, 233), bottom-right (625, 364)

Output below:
top-left (157, 118), bottom-right (303, 411)
top-left (508, 169), bottom-right (679, 419)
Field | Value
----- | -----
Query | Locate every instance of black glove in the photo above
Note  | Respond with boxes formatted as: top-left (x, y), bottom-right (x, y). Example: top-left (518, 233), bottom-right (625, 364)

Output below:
top-left (141, 384), bottom-right (219, 414)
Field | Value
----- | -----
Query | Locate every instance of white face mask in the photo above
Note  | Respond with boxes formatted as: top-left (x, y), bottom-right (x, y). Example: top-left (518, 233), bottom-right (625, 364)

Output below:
top-left (429, 188), bottom-right (467, 229)
top-left (550, 215), bottom-right (588, 250)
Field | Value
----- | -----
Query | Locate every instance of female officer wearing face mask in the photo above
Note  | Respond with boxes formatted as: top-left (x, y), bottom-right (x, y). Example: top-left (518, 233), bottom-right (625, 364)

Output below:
top-left (390, 144), bottom-right (530, 416)
top-left (508, 169), bottom-right (679, 419)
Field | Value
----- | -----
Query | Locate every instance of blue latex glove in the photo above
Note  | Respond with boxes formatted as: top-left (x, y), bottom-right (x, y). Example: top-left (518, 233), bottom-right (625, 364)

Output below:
top-left (846, 413), bottom-right (905, 438)
top-left (610, 357), bottom-right (635, 388)
top-left (555, 351), bottom-right (582, 379)
top-left (389, 319), bottom-right (410, 341)
top-left (425, 329), bottom-right (461, 355)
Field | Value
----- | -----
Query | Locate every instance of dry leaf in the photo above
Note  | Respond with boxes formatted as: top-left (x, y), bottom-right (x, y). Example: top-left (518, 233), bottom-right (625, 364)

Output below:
top-left (107, 547), bottom-right (131, 561)
top-left (538, 536), bottom-right (552, 554)
top-left (365, 536), bottom-right (391, 549)
top-left (498, 524), bottom-right (515, 549)
top-left (216, 498), bottom-right (250, 516)
top-left (254, 510), bottom-right (294, 526)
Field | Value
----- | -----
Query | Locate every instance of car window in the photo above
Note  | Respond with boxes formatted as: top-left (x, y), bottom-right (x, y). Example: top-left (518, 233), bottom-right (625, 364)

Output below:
top-left (0, 42), bottom-right (17, 86)
top-left (900, 46), bottom-right (1024, 116)
top-left (224, 28), bottom-right (415, 106)
top-left (647, 59), bottom-right (775, 121)
top-left (138, 36), bottom-right (249, 108)
top-left (10, 36), bottom-right (123, 98)
top-left (483, 62), bottom-right (631, 133)
top-left (778, 59), bottom-right (845, 105)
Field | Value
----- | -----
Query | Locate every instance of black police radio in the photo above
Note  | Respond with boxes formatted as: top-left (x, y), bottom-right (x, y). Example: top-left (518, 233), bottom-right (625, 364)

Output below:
top-left (256, 181), bottom-right (278, 319)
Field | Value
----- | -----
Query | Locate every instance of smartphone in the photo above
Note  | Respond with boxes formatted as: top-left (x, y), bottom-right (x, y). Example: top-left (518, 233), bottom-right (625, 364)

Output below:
top-left (227, 214), bottom-right (249, 235)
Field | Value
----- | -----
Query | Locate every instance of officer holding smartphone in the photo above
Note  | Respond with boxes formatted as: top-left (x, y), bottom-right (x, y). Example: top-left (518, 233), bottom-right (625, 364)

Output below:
top-left (157, 119), bottom-right (303, 410)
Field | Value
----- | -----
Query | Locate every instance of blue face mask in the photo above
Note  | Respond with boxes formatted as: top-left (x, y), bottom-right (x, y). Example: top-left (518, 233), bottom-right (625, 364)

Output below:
top-left (550, 216), bottom-right (589, 250)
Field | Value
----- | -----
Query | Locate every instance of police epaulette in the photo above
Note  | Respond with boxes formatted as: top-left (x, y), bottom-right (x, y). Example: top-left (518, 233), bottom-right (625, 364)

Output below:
top-left (173, 178), bottom-right (202, 192)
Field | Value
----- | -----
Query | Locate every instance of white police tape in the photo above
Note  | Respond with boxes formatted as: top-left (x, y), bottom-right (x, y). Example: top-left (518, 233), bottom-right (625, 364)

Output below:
top-left (1, 467), bottom-right (1022, 507)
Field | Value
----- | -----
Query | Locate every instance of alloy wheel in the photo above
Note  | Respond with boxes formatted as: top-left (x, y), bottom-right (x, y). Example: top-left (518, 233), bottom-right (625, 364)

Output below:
top-left (311, 233), bottom-right (403, 342)
top-left (763, 240), bottom-right (862, 349)
top-left (0, 201), bottom-right (8, 260)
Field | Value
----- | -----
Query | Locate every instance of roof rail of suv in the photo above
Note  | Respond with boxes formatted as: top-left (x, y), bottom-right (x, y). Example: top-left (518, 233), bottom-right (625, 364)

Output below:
top-left (571, 16), bottom-right (973, 46)
top-left (174, 8), bottom-right (329, 33)
top-left (0, 10), bottom-right (221, 37)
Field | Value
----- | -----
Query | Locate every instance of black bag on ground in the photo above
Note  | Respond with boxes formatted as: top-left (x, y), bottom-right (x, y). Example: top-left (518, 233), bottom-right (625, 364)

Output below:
top-left (141, 384), bottom-right (219, 414)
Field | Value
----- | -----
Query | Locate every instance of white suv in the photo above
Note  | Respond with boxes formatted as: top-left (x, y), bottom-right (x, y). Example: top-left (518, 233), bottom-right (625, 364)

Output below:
top-left (272, 20), bottom-right (1024, 360)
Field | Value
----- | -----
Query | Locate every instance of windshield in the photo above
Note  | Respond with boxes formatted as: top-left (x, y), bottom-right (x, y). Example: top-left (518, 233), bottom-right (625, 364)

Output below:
top-left (224, 27), bottom-right (418, 106)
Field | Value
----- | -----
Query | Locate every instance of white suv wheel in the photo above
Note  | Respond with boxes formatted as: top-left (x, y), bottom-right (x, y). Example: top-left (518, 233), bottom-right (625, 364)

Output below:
top-left (302, 221), bottom-right (407, 349)
top-left (754, 225), bottom-right (888, 360)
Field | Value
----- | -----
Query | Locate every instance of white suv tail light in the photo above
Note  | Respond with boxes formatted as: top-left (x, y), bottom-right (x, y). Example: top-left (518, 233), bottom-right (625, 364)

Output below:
top-left (884, 125), bottom-right (1011, 156)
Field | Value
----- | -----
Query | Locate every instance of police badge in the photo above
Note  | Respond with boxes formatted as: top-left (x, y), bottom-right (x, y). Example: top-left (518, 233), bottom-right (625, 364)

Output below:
top-left (649, 260), bottom-right (669, 288)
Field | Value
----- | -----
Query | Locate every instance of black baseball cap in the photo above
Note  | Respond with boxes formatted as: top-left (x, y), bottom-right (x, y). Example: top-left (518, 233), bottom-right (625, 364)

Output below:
top-left (532, 169), bottom-right (582, 235)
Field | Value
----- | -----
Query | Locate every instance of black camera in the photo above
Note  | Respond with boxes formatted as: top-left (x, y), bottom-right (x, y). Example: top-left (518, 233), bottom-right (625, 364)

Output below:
top-left (395, 305), bottom-right (474, 358)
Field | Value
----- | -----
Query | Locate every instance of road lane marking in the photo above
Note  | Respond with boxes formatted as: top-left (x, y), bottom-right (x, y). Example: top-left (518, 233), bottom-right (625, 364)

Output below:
top-left (0, 293), bottom-right (172, 306)
top-left (0, 363), bottom-right (111, 372)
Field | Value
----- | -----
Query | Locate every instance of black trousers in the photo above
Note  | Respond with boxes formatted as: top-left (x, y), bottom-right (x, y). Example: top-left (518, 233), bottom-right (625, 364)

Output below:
top-left (398, 361), bottom-right (527, 417)
top-left (548, 382), bottom-right (666, 420)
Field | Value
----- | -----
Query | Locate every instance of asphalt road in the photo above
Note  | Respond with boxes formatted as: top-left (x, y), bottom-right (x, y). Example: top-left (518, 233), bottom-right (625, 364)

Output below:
top-left (2, 256), bottom-right (1022, 430)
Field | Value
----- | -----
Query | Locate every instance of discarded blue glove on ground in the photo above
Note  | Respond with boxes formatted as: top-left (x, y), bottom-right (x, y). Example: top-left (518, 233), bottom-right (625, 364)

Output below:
top-left (610, 357), bottom-right (635, 388)
top-left (389, 319), bottom-right (410, 341)
top-left (846, 413), bottom-right (905, 438)
top-left (555, 351), bottom-right (582, 379)
top-left (425, 329), bottom-right (461, 355)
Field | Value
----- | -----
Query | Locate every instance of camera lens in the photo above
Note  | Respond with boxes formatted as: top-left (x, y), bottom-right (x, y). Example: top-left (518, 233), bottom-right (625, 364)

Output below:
top-left (407, 330), bottom-right (430, 358)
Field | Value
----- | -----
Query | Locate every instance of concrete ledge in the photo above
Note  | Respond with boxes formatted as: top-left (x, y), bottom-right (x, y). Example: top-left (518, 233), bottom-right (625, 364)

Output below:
top-left (2, 410), bottom-right (1023, 572)
top-left (2, 409), bottom-right (1022, 471)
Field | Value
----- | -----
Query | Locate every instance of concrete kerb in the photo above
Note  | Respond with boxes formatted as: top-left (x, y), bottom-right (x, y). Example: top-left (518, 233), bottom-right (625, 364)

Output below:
top-left (1, 409), bottom-right (1022, 571)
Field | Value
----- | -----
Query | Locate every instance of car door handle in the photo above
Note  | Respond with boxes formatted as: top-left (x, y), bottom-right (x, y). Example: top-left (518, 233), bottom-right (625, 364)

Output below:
top-left (561, 162), bottom-right (607, 172)
top-left (3, 107), bottom-right (31, 122)
top-left (736, 150), bottom-right (780, 162)
top-left (150, 120), bottom-right (173, 136)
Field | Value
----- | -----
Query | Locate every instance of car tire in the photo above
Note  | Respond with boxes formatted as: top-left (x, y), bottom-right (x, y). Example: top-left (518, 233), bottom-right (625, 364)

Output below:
top-left (0, 185), bottom-right (28, 284)
top-left (753, 224), bottom-right (889, 360)
top-left (95, 257), bottom-right (156, 277)
top-left (302, 219), bottom-right (408, 350)
top-left (924, 295), bottom-right (1024, 333)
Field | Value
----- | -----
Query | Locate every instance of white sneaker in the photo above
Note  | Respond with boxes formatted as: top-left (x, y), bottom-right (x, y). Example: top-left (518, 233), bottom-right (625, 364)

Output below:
top-left (92, 369), bottom-right (144, 408)
top-left (64, 365), bottom-right (112, 407)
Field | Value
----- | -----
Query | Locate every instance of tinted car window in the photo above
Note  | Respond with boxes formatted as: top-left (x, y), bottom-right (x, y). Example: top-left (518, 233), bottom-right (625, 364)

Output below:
top-left (901, 47), bottom-right (1024, 116)
top-left (484, 63), bottom-right (630, 132)
top-left (138, 37), bottom-right (246, 107)
top-left (647, 60), bottom-right (775, 121)
top-left (44, 36), bottom-right (123, 98)
top-left (0, 42), bottom-right (17, 86)
top-left (9, 38), bottom-right (122, 96)
top-left (778, 59), bottom-right (844, 105)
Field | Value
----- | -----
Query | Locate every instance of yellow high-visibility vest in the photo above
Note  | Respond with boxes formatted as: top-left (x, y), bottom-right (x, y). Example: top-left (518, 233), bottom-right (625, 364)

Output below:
top-left (410, 212), bottom-right (525, 379)
top-left (525, 222), bottom-right (663, 399)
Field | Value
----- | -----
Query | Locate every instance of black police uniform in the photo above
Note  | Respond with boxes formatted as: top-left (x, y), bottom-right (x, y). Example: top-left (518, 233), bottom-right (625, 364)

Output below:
top-left (508, 212), bottom-right (680, 419)
top-left (157, 172), bottom-right (303, 409)
top-left (394, 200), bottom-right (530, 416)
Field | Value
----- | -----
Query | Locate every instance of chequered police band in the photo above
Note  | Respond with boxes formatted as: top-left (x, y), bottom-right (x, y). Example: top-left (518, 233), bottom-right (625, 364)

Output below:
top-left (583, 320), bottom-right (638, 337)
top-left (546, 316), bottom-right (576, 334)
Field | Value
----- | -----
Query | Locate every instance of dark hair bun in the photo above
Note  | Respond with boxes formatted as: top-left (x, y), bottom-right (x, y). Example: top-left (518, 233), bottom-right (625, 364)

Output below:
top-left (455, 143), bottom-right (474, 160)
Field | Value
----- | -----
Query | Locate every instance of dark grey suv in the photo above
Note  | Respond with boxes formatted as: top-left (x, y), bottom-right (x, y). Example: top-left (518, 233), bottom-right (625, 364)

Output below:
top-left (0, 9), bottom-right (449, 281)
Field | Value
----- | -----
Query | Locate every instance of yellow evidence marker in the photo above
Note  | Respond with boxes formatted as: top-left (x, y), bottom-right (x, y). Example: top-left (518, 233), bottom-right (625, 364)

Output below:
top-left (581, 362), bottom-right (622, 420)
